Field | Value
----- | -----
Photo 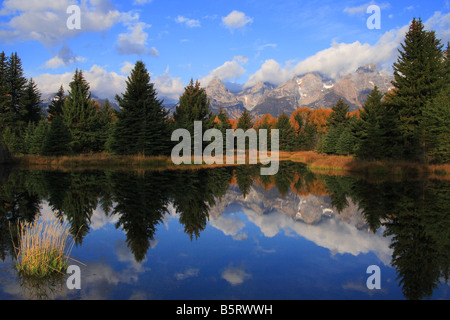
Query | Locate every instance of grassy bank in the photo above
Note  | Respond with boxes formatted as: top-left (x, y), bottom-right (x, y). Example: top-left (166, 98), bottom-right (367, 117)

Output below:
top-left (289, 151), bottom-right (450, 179)
top-left (9, 152), bottom-right (450, 179)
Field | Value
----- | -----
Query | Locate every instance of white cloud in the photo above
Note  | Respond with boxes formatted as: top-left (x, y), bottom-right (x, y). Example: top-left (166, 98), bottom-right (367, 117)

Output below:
top-left (153, 72), bottom-right (185, 101)
top-left (0, 0), bottom-right (130, 46)
top-left (120, 61), bottom-right (135, 75)
top-left (244, 21), bottom-right (412, 87)
top-left (222, 10), bottom-right (253, 30)
top-left (175, 15), bottom-right (201, 28)
top-left (133, 0), bottom-right (152, 4)
top-left (35, 64), bottom-right (185, 102)
top-left (425, 11), bottom-right (450, 44)
top-left (244, 59), bottom-right (294, 88)
top-left (221, 265), bottom-right (251, 286)
top-left (175, 268), bottom-right (199, 280)
top-left (149, 47), bottom-right (159, 57)
top-left (116, 21), bottom-right (154, 56)
top-left (42, 44), bottom-right (85, 69)
top-left (34, 65), bottom-right (127, 100)
top-left (343, 1), bottom-right (390, 16)
top-left (200, 56), bottom-right (248, 86)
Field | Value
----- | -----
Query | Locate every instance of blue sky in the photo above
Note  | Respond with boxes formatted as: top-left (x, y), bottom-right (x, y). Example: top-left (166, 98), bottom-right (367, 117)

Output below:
top-left (0, 0), bottom-right (449, 101)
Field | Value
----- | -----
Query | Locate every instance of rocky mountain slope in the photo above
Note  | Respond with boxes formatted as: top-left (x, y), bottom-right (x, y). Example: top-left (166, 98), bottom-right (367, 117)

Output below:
top-left (206, 63), bottom-right (393, 119)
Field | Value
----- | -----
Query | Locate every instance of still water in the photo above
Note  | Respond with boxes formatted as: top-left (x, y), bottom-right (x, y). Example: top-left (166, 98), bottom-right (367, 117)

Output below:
top-left (0, 162), bottom-right (448, 300)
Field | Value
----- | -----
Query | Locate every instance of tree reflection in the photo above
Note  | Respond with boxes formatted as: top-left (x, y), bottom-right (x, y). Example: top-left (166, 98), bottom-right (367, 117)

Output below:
top-left (326, 176), bottom-right (450, 300)
top-left (0, 164), bottom-right (448, 300)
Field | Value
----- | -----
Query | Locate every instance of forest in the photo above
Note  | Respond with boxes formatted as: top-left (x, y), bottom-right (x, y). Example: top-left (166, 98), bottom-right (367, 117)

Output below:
top-left (0, 18), bottom-right (449, 165)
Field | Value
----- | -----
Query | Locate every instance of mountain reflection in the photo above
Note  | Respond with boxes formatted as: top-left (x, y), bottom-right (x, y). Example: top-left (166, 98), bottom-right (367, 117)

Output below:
top-left (0, 163), bottom-right (449, 300)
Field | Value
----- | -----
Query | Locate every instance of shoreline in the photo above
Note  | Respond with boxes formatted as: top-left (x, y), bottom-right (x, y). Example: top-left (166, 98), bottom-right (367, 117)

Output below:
top-left (6, 152), bottom-right (450, 179)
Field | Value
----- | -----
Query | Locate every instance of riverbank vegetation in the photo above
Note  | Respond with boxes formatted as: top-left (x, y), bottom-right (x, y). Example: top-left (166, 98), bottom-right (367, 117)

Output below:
top-left (11, 214), bottom-right (73, 279)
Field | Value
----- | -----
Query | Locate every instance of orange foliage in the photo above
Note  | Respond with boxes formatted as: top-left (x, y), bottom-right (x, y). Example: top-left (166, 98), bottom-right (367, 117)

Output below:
top-left (259, 113), bottom-right (277, 129)
top-left (289, 107), bottom-right (332, 135)
top-left (228, 118), bottom-right (237, 129)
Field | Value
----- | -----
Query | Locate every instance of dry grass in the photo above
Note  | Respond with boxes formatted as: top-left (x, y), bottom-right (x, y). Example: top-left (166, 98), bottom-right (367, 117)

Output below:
top-left (14, 153), bottom-right (172, 169)
top-left (289, 151), bottom-right (450, 179)
top-left (11, 214), bottom-right (74, 279)
top-left (12, 151), bottom-right (450, 179)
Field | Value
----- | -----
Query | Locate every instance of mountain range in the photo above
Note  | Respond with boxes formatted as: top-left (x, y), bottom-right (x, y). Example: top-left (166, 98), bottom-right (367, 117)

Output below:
top-left (40, 62), bottom-right (393, 120)
top-left (205, 62), bottom-right (394, 119)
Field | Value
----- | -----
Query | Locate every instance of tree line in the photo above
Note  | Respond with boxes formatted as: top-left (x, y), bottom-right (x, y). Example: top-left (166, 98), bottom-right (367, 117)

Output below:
top-left (0, 18), bottom-right (448, 164)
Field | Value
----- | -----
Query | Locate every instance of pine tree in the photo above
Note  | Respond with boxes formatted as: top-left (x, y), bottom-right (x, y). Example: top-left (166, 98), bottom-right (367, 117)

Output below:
top-left (237, 109), bottom-right (254, 130)
top-left (6, 52), bottom-right (27, 119)
top-left (336, 126), bottom-right (354, 155)
top-left (444, 42), bottom-right (450, 85)
top-left (21, 78), bottom-right (42, 125)
top-left (42, 115), bottom-right (72, 156)
top-left (24, 119), bottom-right (49, 154)
top-left (328, 98), bottom-right (350, 128)
top-left (0, 51), bottom-right (10, 133)
top-left (354, 87), bottom-right (387, 160)
top-left (321, 99), bottom-right (350, 154)
top-left (423, 83), bottom-right (450, 163)
top-left (387, 18), bottom-right (445, 161)
top-left (216, 107), bottom-right (231, 131)
top-left (62, 69), bottom-right (99, 153)
top-left (322, 125), bottom-right (343, 154)
top-left (48, 85), bottom-right (65, 121)
top-left (276, 112), bottom-right (296, 151)
top-left (173, 79), bottom-right (214, 132)
top-left (110, 61), bottom-right (171, 156)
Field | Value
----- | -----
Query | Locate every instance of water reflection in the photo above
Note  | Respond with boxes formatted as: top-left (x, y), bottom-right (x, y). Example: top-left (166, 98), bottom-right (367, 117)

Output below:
top-left (0, 163), bottom-right (449, 300)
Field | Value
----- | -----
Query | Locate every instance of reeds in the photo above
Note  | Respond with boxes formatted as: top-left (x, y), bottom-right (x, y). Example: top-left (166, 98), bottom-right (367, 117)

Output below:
top-left (12, 214), bottom-right (73, 279)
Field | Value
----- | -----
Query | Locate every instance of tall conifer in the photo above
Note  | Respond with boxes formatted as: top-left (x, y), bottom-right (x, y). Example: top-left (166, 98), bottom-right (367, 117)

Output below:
top-left (387, 18), bottom-right (445, 160)
top-left (62, 69), bottom-right (98, 153)
top-left (111, 61), bottom-right (171, 156)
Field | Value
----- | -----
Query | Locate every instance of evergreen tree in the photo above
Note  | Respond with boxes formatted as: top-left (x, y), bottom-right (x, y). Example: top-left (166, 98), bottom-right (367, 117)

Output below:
top-left (62, 69), bottom-right (99, 153)
top-left (214, 107), bottom-right (232, 154)
top-left (336, 126), bottom-right (354, 155)
top-left (216, 107), bottom-right (231, 132)
top-left (276, 112), bottom-right (296, 151)
top-left (0, 51), bottom-right (10, 134)
top-left (423, 85), bottom-right (450, 163)
top-left (48, 85), bottom-right (65, 121)
top-left (322, 124), bottom-right (343, 154)
top-left (387, 18), bottom-right (445, 161)
top-left (237, 109), bottom-right (254, 130)
top-left (21, 78), bottom-right (42, 125)
top-left (173, 79), bottom-right (214, 132)
top-left (444, 43), bottom-right (450, 84)
top-left (24, 119), bottom-right (49, 154)
top-left (6, 52), bottom-right (27, 120)
top-left (353, 87), bottom-right (388, 160)
top-left (42, 115), bottom-right (72, 156)
top-left (328, 98), bottom-right (350, 128)
top-left (110, 61), bottom-right (171, 156)
top-left (321, 99), bottom-right (350, 154)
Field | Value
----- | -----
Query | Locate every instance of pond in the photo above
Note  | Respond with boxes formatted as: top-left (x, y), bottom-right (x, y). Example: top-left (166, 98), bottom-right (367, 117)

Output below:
top-left (0, 162), bottom-right (449, 300)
